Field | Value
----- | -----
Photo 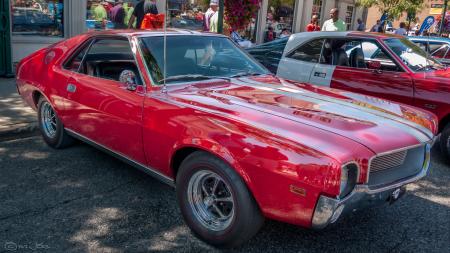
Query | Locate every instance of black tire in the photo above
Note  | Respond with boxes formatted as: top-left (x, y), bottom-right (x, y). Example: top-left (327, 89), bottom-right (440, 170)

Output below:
top-left (176, 151), bottom-right (264, 248)
top-left (440, 123), bottom-right (450, 163)
top-left (37, 97), bottom-right (74, 149)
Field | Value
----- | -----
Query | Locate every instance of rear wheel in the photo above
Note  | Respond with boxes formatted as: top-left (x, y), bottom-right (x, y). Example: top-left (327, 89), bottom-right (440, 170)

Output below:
top-left (37, 97), bottom-right (74, 149)
top-left (440, 123), bottom-right (450, 163)
top-left (176, 151), bottom-right (264, 248)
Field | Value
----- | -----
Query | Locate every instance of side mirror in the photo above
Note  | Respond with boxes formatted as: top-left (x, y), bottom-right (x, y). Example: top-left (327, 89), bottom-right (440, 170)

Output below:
top-left (367, 60), bottom-right (382, 70)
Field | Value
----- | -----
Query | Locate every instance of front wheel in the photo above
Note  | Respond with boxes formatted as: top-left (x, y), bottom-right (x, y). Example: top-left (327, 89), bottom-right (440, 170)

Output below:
top-left (37, 97), bottom-right (74, 149)
top-left (440, 123), bottom-right (450, 163)
top-left (176, 151), bottom-right (264, 248)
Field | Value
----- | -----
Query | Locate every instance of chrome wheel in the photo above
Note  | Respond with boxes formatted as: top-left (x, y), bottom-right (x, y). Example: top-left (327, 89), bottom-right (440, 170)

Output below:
top-left (40, 102), bottom-right (57, 138)
top-left (187, 170), bottom-right (235, 231)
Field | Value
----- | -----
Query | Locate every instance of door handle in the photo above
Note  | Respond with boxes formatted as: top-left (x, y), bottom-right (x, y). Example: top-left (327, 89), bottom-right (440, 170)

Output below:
top-left (372, 69), bottom-right (383, 74)
top-left (314, 72), bottom-right (326, 78)
top-left (67, 83), bottom-right (77, 93)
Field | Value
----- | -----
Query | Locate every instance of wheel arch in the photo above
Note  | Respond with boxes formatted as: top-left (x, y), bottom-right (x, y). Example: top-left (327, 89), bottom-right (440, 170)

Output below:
top-left (169, 142), bottom-right (256, 197)
top-left (439, 113), bottom-right (450, 133)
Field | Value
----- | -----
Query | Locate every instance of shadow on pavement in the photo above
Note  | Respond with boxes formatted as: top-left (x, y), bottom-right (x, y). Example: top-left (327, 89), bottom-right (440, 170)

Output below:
top-left (0, 137), bottom-right (448, 252)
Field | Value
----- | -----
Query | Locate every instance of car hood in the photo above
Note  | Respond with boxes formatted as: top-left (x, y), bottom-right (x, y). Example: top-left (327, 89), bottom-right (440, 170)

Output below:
top-left (166, 75), bottom-right (435, 154)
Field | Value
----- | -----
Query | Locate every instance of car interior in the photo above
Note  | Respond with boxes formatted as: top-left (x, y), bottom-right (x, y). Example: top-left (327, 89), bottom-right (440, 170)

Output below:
top-left (65, 39), bottom-right (143, 85)
top-left (321, 39), bottom-right (401, 72)
top-left (81, 52), bottom-right (142, 85)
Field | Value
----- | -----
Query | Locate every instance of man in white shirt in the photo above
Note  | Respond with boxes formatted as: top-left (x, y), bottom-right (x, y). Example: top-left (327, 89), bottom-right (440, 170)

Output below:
top-left (203, 0), bottom-right (218, 31)
top-left (322, 8), bottom-right (347, 32)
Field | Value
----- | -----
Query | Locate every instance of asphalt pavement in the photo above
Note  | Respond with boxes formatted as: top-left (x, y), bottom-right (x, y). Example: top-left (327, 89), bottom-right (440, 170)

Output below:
top-left (0, 136), bottom-right (449, 253)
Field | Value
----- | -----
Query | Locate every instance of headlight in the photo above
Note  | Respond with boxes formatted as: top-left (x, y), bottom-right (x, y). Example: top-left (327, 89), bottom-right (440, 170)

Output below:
top-left (339, 163), bottom-right (359, 199)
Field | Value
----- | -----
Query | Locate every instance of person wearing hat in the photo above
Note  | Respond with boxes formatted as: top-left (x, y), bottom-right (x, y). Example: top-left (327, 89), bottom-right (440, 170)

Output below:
top-left (128, 0), bottom-right (158, 29)
top-left (110, 0), bottom-right (126, 29)
top-left (203, 0), bottom-right (218, 31)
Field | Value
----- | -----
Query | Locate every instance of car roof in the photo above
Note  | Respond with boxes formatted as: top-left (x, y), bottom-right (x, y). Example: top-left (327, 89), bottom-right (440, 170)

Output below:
top-left (284, 31), bottom-right (403, 53)
top-left (84, 29), bottom-right (227, 38)
top-left (408, 36), bottom-right (450, 43)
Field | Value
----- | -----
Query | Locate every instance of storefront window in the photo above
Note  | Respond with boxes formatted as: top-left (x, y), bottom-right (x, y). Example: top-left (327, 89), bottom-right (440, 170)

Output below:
top-left (167, 0), bottom-right (205, 31)
top-left (11, 0), bottom-right (64, 37)
top-left (345, 5), bottom-right (354, 31)
top-left (86, 0), bottom-right (139, 30)
top-left (265, 0), bottom-right (295, 43)
top-left (312, 0), bottom-right (322, 20)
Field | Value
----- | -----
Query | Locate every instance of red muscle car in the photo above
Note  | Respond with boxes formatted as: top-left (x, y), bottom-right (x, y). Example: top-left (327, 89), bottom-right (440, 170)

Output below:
top-left (16, 30), bottom-right (437, 248)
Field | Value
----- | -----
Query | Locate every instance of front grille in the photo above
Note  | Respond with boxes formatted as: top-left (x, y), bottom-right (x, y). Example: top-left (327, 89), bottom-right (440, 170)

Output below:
top-left (368, 145), bottom-right (426, 187)
top-left (370, 150), bottom-right (407, 173)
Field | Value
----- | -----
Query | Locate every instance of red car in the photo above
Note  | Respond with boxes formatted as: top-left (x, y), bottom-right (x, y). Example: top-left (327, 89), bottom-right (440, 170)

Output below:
top-left (247, 32), bottom-right (450, 162)
top-left (16, 30), bottom-right (436, 248)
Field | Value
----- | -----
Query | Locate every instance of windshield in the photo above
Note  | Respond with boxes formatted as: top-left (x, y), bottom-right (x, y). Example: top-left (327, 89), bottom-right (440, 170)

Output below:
top-left (139, 35), bottom-right (269, 84)
top-left (383, 38), bottom-right (445, 72)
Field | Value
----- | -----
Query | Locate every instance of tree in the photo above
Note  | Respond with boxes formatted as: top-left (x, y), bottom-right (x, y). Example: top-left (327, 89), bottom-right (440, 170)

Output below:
top-left (356, 0), bottom-right (425, 21)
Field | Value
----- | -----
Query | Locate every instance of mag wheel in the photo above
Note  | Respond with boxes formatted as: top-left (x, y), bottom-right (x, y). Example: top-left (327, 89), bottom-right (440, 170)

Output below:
top-left (176, 151), bottom-right (264, 248)
top-left (37, 97), bottom-right (74, 149)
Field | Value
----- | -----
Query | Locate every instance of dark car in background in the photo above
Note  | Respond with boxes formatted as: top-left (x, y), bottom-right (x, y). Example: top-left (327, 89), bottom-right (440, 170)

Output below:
top-left (12, 7), bottom-right (55, 34)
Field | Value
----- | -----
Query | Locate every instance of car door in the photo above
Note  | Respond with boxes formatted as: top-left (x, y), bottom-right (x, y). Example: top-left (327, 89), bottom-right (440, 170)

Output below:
top-left (320, 38), bottom-right (414, 105)
top-left (63, 37), bottom-right (147, 164)
top-left (277, 38), bottom-right (325, 84)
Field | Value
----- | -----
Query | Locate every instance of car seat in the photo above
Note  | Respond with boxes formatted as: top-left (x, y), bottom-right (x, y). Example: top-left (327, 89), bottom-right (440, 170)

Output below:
top-left (332, 48), bottom-right (349, 66)
top-left (349, 48), bottom-right (367, 68)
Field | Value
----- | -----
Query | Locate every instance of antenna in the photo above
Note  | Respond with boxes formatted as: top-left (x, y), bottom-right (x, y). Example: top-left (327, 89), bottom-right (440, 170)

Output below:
top-left (162, 0), bottom-right (168, 93)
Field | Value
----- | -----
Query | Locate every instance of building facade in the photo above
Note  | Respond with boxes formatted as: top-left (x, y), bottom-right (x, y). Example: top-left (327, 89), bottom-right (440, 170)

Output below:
top-left (5, 0), bottom-right (366, 68)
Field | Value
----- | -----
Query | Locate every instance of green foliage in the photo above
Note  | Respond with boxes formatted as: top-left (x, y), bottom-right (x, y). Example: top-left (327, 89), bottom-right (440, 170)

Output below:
top-left (356, 0), bottom-right (425, 20)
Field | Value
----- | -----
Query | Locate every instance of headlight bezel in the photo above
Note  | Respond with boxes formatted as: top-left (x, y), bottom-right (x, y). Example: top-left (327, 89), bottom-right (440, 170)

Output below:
top-left (339, 162), bottom-right (359, 199)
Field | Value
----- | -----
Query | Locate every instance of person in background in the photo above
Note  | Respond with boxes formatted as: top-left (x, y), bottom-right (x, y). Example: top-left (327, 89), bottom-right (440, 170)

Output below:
top-left (322, 8), bottom-right (346, 32)
top-left (93, 1), bottom-right (108, 22)
top-left (110, 0), bottom-right (125, 29)
top-left (103, 0), bottom-right (114, 15)
top-left (356, 18), bottom-right (365, 31)
top-left (203, 0), bottom-right (218, 31)
top-left (264, 26), bottom-right (276, 42)
top-left (124, 2), bottom-right (135, 27)
top-left (128, 0), bottom-right (158, 29)
top-left (370, 20), bottom-right (381, 32)
top-left (394, 22), bottom-right (407, 36)
top-left (279, 28), bottom-right (291, 38)
top-left (306, 15), bottom-right (320, 32)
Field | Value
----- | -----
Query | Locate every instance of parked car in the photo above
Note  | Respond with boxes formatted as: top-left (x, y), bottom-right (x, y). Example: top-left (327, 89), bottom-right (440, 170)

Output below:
top-left (12, 7), bottom-right (55, 34)
top-left (409, 36), bottom-right (450, 66)
top-left (16, 30), bottom-right (437, 248)
top-left (247, 31), bottom-right (450, 162)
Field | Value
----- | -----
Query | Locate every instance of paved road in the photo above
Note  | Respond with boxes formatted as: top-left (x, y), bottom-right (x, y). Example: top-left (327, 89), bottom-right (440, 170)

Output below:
top-left (0, 135), bottom-right (449, 253)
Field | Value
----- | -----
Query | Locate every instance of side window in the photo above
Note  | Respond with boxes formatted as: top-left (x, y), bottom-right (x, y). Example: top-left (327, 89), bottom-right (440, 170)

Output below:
top-left (360, 41), bottom-right (401, 72)
top-left (429, 43), bottom-right (446, 53)
top-left (287, 39), bottom-right (324, 63)
top-left (81, 38), bottom-right (142, 84)
top-left (64, 40), bottom-right (92, 72)
top-left (431, 45), bottom-right (449, 59)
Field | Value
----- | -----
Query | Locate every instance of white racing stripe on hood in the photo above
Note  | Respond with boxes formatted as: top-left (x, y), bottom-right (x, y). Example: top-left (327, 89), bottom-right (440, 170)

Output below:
top-left (230, 77), bottom-right (432, 143)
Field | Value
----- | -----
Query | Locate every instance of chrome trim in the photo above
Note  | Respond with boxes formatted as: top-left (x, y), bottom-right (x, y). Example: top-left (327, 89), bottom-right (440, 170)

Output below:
top-left (65, 128), bottom-right (175, 187)
top-left (366, 142), bottom-right (428, 184)
top-left (339, 161), bottom-right (360, 199)
top-left (312, 143), bottom-right (431, 230)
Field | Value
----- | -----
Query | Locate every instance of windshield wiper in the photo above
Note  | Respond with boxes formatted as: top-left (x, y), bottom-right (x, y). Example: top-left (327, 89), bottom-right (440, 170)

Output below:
top-left (229, 72), bottom-right (266, 78)
top-left (159, 74), bottom-right (230, 83)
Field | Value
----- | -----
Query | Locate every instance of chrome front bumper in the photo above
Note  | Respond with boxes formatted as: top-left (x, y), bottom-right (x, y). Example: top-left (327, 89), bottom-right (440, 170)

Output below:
top-left (311, 143), bottom-right (432, 230)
